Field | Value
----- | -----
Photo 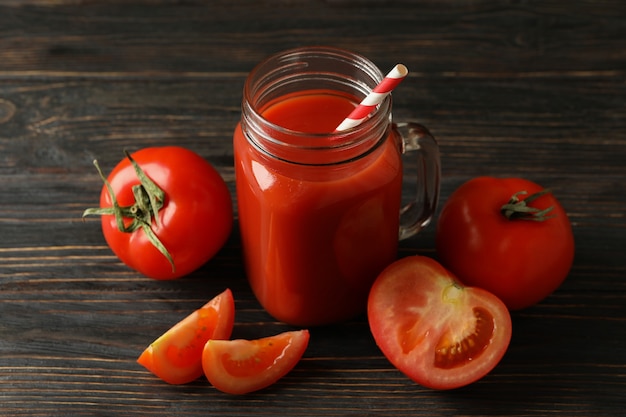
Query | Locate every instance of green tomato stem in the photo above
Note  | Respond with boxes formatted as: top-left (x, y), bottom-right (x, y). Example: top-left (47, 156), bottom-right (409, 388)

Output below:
top-left (500, 189), bottom-right (555, 221)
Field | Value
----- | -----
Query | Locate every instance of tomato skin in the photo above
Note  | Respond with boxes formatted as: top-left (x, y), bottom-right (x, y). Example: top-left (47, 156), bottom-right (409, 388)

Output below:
top-left (137, 288), bottom-right (235, 384)
top-left (202, 330), bottom-right (310, 395)
top-left (435, 176), bottom-right (575, 310)
top-left (99, 146), bottom-right (233, 280)
top-left (368, 255), bottom-right (512, 390)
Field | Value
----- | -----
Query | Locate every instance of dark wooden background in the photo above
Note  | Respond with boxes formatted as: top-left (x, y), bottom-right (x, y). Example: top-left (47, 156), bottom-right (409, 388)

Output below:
top-left (1, 1), bottom-right (624, 416)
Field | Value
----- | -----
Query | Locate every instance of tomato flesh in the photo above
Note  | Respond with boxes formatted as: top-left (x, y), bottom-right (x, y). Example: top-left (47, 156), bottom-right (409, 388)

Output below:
top-left (202, 330), bottom-right (309, 395)
top-left (221, 341), bottom-right (281, 378)
top-left (434, 307), bottom-right (494, 369)
top-left (368, 256), bottom-right (511, 390)
top-left (164, 306), bottom-right (220, 368)
top-left (137, 288), bottom-right (235, 384)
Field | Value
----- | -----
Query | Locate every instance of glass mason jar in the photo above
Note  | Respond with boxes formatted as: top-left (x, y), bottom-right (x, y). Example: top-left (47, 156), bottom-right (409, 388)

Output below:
top-left (234, 46), bottom-right (440, 326)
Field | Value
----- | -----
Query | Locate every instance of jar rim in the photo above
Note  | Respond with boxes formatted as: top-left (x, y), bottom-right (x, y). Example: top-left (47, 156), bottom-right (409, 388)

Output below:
top-left (240, 46), bottom-right (392, 165)
top-left (242, 46), bottom-right (388, 141)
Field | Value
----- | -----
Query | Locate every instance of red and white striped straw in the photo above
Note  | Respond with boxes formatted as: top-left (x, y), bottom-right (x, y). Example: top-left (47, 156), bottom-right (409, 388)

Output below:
top-left (335, 63), bottom-right (408, 132)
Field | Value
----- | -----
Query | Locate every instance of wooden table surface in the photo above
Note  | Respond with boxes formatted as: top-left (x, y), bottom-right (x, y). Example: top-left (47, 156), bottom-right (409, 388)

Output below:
top-left (1, 1), bottom-right (625, 416)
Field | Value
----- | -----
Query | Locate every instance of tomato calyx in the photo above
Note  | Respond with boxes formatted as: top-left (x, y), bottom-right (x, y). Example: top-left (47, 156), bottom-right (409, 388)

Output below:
top-left (83, 150), bottom-right (175, 271)
top-left (500, 189), bottom-right (555, 221)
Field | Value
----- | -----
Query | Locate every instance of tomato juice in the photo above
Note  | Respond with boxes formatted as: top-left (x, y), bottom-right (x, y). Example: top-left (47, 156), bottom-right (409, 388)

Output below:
top-left (234, 90), bottom-right (403, 326)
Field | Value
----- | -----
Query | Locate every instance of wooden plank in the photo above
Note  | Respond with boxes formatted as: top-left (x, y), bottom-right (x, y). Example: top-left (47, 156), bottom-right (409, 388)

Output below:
top-left (0, 1), bottom-right (625, 75)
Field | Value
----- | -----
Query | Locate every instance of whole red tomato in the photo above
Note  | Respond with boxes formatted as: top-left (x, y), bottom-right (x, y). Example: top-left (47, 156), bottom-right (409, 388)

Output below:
top-left (435, 176), bottom-right (575, 310)
top-left (84, 147), bottom-right (233, 280)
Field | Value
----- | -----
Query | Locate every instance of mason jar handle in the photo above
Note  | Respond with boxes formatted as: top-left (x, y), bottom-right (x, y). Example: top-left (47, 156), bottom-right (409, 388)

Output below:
top-left (394, 122), bottom-right (441, 240)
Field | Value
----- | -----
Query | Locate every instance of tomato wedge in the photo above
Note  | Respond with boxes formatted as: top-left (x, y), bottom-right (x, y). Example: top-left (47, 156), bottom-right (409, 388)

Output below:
top-left (367, 256), bottom-right (512, 390)
top-left (202, 330), bottom-right (310, 395)
top-left (137, 288), bottom-right (235, 384)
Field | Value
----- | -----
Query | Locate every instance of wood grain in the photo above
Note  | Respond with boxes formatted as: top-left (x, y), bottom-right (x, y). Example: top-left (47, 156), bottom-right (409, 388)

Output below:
top-left (1, 1), bottom-right (625, 416)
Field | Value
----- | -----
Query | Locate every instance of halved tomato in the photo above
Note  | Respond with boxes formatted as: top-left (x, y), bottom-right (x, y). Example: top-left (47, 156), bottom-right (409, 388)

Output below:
top-left (367, 256), bottom-right (511, 390)
top-left (202, 330), bottom-right (310, 395)
top-left (137, 288), bottom-right (235, 384)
